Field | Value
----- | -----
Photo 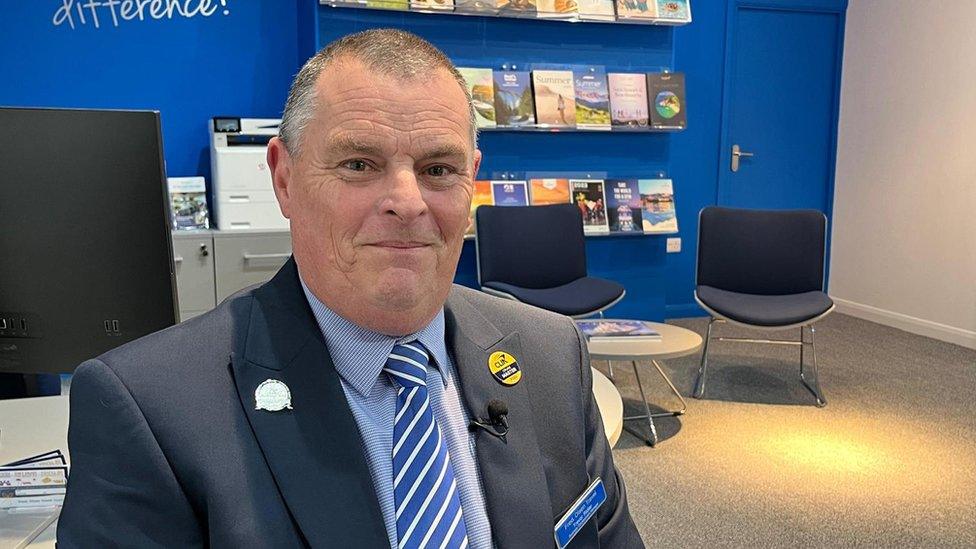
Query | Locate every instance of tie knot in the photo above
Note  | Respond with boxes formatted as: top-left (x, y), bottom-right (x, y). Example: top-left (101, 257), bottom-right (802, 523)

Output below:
top-left (384, 341), bottom-right (431, 389)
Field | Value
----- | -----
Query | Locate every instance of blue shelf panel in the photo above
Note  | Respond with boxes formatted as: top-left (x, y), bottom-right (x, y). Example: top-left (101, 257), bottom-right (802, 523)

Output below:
top-left (316, 7), bottom-right (673, 71)
top-left (320, 1), bottom-right (691, 27)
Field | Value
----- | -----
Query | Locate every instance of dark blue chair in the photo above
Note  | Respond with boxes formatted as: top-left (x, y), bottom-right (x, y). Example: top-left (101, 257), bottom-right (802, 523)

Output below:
top-left (474, 204), bottom-right (625, 317)
top-left (693, 206), bottom-right (833, 406)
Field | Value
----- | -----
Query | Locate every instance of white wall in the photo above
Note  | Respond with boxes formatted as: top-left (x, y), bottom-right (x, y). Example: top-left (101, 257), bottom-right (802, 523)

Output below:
top-left (830, 0), bottom-right (976, 349)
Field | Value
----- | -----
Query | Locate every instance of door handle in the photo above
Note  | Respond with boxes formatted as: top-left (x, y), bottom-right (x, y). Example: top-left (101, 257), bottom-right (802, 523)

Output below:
top-left (731, 144), bottom-right (755, 172)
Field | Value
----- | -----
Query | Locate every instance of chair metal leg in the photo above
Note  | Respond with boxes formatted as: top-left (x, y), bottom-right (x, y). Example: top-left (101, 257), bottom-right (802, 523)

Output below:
top-left (622, 359), bottom-right (687, 447)
top-left (693, 318), bottom-right (716, 398)
top-left (799, 325), bottom-right (827, 407)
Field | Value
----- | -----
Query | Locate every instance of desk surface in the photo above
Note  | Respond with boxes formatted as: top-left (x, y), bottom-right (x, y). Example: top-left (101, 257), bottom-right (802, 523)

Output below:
top-left (0, 373), bottom-right (622, 546)
top-left (0, 395), bottom-right (68, 549)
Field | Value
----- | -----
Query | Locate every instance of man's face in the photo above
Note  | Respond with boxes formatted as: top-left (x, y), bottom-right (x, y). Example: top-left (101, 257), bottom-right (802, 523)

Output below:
top-left (268, 58), bottom-right (481, 336)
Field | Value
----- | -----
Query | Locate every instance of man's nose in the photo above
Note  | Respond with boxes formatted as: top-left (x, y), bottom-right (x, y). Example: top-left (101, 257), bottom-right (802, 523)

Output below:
top-left (383, 168), bottom-right (428, 222)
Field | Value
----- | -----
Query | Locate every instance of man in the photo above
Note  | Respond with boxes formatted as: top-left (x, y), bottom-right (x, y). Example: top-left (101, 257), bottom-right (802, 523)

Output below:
top-left (59, 29), bottom-right (643, 548)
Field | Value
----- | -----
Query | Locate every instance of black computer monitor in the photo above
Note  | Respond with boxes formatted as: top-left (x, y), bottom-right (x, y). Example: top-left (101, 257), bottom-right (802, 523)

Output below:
top-left (0, 107), bottom-right (178, 374)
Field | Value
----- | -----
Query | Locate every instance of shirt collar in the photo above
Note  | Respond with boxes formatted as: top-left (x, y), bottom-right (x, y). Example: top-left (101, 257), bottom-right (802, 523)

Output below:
top-left (299, 278), bottom-right (451, 398)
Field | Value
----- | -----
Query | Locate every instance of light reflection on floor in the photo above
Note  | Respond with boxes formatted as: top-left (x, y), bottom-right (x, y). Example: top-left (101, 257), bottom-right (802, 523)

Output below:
top-left (689, 409), bottom-right (976, 507)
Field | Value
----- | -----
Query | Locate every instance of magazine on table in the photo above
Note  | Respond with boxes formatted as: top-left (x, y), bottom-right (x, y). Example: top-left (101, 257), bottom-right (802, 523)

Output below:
top-left (577, 319), bottom-right (662, 341)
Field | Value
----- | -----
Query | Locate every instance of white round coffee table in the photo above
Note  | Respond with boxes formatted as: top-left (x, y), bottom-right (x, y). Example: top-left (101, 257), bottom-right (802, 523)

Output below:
top-left (579, 321), bottom-right (703, 447)
top-left (591, 367), bottom-right (623, 447)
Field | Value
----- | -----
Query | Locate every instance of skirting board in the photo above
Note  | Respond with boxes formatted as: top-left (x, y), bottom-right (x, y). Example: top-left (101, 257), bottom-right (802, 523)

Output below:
top-left (833, 298), bottom-right (976, 350)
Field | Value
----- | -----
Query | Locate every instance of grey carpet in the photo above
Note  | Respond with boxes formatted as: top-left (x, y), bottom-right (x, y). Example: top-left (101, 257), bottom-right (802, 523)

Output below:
top-left (598, 313), bottom-right (976, 548)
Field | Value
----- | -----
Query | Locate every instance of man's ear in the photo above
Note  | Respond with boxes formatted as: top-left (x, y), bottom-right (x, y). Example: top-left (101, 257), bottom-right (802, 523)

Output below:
top-left (267, 136), bottom-right (294, 219)
top-left (472, 148), bottom-right (483, 178)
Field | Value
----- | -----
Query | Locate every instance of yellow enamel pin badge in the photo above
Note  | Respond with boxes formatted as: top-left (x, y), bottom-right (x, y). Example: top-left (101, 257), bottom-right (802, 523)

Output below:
top-left (488, 351), bottom-right (522, 386)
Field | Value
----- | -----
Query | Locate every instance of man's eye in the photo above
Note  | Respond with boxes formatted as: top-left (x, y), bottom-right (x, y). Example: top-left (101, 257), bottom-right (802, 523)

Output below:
top-left (425, 165), bottom-right (453, 177)
top-left (343, 160), bottom-right (369, 171)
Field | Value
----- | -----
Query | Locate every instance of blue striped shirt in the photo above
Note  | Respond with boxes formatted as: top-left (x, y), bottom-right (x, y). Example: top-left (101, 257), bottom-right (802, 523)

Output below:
top-left (300, 280), bottom-right (493, 549)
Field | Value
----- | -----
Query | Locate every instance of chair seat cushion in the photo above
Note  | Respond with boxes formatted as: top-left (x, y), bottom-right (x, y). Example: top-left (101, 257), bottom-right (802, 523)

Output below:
top-left (696, 285), bottom-right (833, 327)
top-left (484, 277), bottom-right (625, 317)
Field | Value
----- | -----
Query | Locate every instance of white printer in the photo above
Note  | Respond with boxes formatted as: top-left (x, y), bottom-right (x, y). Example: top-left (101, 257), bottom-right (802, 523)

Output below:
top-left (209, 117), bottom-right (289, 230)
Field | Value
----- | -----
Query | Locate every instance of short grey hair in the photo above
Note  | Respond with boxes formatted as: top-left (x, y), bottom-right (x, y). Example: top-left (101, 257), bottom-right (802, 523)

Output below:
top-left (278, 28), bottom-right (478, 158)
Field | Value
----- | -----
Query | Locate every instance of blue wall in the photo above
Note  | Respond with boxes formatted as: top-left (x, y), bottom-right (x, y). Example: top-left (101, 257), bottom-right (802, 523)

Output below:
top-left (667, 1), bottom-right (728, 318)
top-left (1, 0), bottom-right (736, 319)
top-left (0, 0), bottom-right (301, 180)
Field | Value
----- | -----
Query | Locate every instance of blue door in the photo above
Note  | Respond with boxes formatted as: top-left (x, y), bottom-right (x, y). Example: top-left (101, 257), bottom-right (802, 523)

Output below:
top-left (718, 0), bottom-right (847, 213)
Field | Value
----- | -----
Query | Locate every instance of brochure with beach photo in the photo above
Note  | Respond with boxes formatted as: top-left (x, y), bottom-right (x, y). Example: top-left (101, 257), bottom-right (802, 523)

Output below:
top-left (638, 178), bottom-right (678, 233)
top-left (532, 70), bottom-right (576, 128)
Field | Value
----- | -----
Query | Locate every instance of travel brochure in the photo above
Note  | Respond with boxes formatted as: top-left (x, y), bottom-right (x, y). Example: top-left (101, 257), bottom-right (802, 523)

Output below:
top-left (0, 449), bottom-right (68, 510)
top-left (576, 319), bottom-right (662, 341)
top-left (325, 0), bottom-right (690, 23)
top-left (167, 176), bottom-right (210, 231)
top-left (457, 67), bottom-right (497, 129)
top-left (468, 177), bottom-right (678, 236)
top-left (457, 66), bottom-right (685, 132)
top-left (647, 72), bottom-right (687, 130)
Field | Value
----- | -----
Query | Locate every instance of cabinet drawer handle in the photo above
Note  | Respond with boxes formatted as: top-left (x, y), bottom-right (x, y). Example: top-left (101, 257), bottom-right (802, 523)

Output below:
top-left (243, 252), bottom-right (290, 261)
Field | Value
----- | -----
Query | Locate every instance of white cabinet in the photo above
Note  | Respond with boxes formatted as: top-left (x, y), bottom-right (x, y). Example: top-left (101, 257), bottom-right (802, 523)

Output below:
top-left (171, 229), bottom-right (292, 321)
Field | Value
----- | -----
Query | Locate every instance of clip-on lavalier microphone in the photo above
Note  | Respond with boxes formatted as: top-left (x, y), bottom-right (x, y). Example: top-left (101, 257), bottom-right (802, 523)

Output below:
top-left (468, 399), bottom-right (509, 442)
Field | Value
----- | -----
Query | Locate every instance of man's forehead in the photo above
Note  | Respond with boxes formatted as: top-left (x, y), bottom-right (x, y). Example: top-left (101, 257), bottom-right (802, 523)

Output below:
top-left (315, 58), bottom-right (468, 114)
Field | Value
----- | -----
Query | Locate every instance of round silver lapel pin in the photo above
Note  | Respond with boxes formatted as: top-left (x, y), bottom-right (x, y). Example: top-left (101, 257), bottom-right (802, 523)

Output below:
top-left (255, 379), bottom-right (293, 412)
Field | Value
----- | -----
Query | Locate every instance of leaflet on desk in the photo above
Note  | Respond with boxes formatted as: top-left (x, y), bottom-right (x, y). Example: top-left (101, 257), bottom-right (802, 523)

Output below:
top-left (0, 465), bottom-right (67, 508)
top-left (3, 449), bottom-right (67, 468)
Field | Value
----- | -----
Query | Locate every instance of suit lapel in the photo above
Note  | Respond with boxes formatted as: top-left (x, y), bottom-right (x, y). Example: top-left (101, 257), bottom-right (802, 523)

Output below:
top-left (445, 290), bottom-right (555, 549)
top-left (230, 259), bottom-right (388, 549)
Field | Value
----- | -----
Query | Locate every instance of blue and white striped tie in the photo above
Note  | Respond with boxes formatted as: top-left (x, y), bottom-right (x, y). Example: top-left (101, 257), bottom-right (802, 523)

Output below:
top-left (384, 341), bottom-right (469, 549)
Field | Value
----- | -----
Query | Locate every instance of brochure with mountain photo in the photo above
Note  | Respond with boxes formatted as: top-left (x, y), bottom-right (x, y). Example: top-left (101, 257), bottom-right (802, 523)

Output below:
top-left (605, 179), bottom-right (643, 233)
top-left (571, 179), bottom-right (609, 234)
top-left (532, 70), bottom-right (576, 128)
top-left (638, 178), bottom-right (678, 233)
top-left (608, 73), bottom-right (649, 127)
top-left (574, 66), bottom-right (611, 130)
top-left (458, 67), bottom-right (497, 128)
top-left (647, 72), bottom-right (687, 129)
top-left (493, 70), bottom-right (536, 127)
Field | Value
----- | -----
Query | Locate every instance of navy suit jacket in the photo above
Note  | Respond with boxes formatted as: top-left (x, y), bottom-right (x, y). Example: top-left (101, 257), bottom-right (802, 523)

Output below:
top-left (58, 259), bottom-right (643, 548)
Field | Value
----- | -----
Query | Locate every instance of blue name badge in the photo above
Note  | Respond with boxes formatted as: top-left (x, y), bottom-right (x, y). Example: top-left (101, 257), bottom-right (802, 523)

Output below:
top-left (554, 477), bottom-right (607, 549)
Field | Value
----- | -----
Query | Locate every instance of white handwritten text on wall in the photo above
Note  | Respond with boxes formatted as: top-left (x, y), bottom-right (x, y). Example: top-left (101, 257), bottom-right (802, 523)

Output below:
top-left (53, 0), bottom-right (231, 30)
